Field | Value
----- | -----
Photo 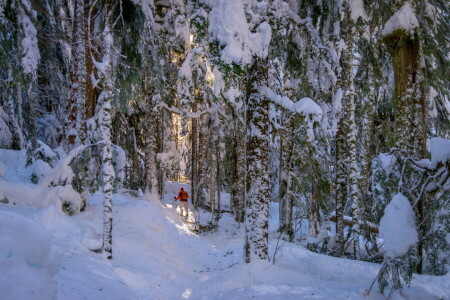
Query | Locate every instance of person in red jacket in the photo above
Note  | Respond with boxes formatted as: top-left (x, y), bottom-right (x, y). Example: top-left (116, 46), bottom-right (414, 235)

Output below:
top-left (174, 187), bottom-right (189, 218)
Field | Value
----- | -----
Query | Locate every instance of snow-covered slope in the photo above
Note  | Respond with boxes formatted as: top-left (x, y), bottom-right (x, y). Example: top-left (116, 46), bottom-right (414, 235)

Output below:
top-left (1, 193), bottom-right (449, 300)
top-left (0, 151), bottom-right (449, 300)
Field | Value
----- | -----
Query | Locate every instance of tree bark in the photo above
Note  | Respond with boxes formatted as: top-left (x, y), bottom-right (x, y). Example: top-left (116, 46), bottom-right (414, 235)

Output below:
top-left (279, 112), bottom-right (295, 240)
top-left (244, 56), bottom-right (270, 262)
top-left (232, 119), bottom-right (246, 223)
top-left (382, 5), bottom-right (426, 272)
top-left (100, 12), bottom-right (115, 260)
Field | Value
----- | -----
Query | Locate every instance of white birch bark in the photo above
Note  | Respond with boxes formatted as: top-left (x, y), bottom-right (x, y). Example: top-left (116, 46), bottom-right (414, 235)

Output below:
top-left (99, 17), bottom-right (115, 260)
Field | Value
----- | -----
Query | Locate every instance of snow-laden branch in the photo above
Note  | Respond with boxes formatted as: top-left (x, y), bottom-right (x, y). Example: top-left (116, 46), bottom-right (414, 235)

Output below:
top-left (260, 86), bottom-right (322, 117)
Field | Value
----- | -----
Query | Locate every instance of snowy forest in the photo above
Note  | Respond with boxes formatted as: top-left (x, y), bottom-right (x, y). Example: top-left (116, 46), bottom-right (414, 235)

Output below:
top-left (0, 0), bottom-right (449, 299)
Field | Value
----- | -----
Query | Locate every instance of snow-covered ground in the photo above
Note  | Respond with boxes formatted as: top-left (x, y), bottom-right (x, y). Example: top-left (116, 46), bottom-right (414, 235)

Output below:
top-left (1, 150), bottom-right (449, 300)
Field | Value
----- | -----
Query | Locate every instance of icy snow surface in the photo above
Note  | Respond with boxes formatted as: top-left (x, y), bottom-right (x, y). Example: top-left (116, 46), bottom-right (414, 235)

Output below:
top-left (382, 2), bottom-right (419, 36)
top-left (379, 193), bottom-right (418, 258)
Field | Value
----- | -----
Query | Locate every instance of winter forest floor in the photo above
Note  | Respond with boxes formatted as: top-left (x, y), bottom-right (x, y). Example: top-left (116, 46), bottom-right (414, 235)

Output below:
top-left (1, 189), bottom-right (449, 300)
top-left (0, 152), bottom-right (449, 300)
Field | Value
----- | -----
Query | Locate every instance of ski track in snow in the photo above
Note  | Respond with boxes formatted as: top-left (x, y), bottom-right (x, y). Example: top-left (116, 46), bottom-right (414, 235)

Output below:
top-left (1, 184), bottom-right (449, 300)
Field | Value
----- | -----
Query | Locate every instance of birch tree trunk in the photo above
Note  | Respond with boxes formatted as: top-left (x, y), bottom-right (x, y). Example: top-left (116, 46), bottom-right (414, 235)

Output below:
top-left (100, 15), bottom-right (115, 260)
top-left (244, 56), bottom-right (270, 262)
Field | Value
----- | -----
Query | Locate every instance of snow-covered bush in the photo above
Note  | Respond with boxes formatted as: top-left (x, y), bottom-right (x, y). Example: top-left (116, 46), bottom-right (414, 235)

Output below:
top-left (0, 211), bottom-right (59, 300)
top-left (36, 114), bottom-right (63, 149)
top-left (370, 139), bottom-right (450, 275)
top-left (70, 143), bottom-right (126, 195)
top-left (42, 145), bottom-right (88, 214)
top-left (377, 193), bottom-right (419, 293)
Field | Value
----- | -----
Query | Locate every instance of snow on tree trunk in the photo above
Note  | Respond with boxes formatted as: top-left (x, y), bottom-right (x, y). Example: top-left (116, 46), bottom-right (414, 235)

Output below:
top-left (244, 56), bottom-right (270, 262)
top-left (232, 120), bottom-right (246, 223)
top-left (333, 1), bottom-right (361, 257)
top-left (382, 2), bottom-right (425, 159)
top-left (66, 0), bottom-right (87, 148)
top-left (309, 188), bottom-right (320, 237)
top-left (99, 17), bottom-right (115, 260)
top-left (145, 111), bottom-right (159, 201)
top-left (334, 114), bottom-right (347, 255)
top-left (279, 112), bottom-right (295, 240)
top-left (382, 1), bottom-right (426, 272)
top-left (209, 130), bottom-right (217, 216)
top-left (191, 110), bottom-right (199, 206)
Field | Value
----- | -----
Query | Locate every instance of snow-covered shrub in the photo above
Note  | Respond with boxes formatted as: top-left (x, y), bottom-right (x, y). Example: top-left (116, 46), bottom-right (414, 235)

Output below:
top-left (370, 153), bottom-right (399, 224)
top-left (0, 211), bottom-right (59, 300)
top-left (370, 141), bottom-right (450, 275)
top-left (70, 143), bottom-right (126, 195)
top-left (377, 193), bottom-right (419, 293)
top-left (43, 145), bottom-right (88, 214)
top-left (36, 114), bottom-right (63, 149)
top-left (28, 140), bottom-right (59, 167)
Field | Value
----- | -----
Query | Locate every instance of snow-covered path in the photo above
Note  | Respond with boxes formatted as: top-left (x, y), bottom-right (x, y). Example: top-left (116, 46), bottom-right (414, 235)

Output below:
top-left (1, 187), bottom-right (449, 300)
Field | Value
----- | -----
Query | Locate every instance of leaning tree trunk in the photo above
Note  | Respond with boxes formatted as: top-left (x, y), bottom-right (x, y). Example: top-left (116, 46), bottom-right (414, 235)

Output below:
top-left (244, 56), bottom-right (270, 263)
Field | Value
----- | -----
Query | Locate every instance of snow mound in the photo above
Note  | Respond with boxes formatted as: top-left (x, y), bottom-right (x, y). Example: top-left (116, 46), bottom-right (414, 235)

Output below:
top-left (379, 193), bottom-right (418, 258)
top-left (430, 137), bottom-right (450, 165)
top-left (382, 2), bottom-right (419, 37)
top-left (0, 210), bottom-right (59, 300)
top-left (0, 180), bottom-right (83, 214)
top-left (81, 225), bottom-right (103, 251)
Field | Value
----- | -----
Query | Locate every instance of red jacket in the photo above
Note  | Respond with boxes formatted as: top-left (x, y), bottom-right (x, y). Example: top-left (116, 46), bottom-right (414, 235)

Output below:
top-left (175, 190), bottom-right (189, 201)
